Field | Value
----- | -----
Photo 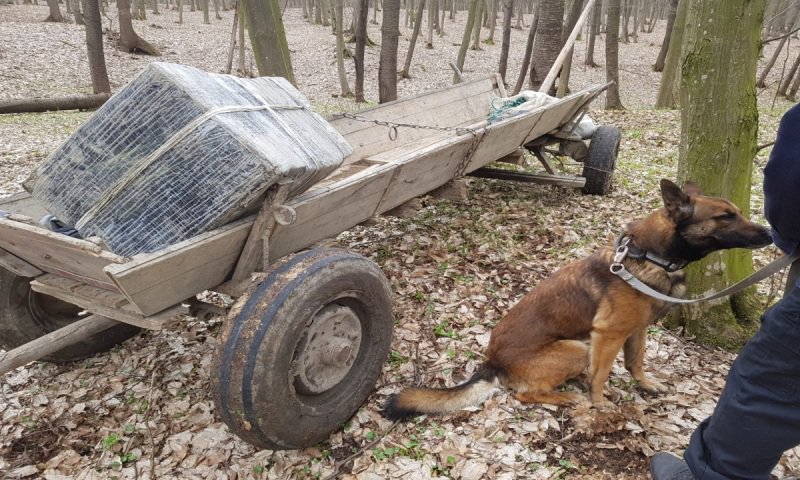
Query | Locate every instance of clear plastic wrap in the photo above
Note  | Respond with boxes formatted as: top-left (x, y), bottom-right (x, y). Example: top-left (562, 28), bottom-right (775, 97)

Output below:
top-left (24, 63), bottom-right (351, 257)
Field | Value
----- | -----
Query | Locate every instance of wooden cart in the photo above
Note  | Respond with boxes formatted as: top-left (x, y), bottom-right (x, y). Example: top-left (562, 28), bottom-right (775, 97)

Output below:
top-left (0, 75), bottom-right (617, 449)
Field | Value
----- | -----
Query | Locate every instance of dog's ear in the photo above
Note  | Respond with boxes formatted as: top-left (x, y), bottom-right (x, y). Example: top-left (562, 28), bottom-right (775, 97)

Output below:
top-left (660, 179), bottom-right (694, 223)
top-left (682, 181), bottom-right (702, 196)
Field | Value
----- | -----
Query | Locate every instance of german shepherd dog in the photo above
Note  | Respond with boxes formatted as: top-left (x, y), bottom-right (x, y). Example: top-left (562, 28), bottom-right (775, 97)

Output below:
top-left (383, 179), bottom-right (772, 419)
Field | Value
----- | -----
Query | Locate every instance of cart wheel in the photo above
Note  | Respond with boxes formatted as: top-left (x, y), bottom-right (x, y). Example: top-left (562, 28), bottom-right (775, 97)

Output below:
top-left (582, 125), bottom-right (621, 195)
top-left (211, 248), bottom-right (394, 450)
top-left (0, 269), bottom-right (140, 363)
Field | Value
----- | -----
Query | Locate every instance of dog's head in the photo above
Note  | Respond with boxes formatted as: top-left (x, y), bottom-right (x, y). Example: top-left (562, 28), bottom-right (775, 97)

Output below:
top-left (659, 179), bottom-right (772, 261)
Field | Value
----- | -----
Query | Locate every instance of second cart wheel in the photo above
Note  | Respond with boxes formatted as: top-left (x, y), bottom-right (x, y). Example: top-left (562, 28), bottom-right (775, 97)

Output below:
top-left (582, 125), bottom-right (621, 195)
top-left (0, 268), bottom-right (141, 362)
top-left (211, 248), bottom-right (394, 450)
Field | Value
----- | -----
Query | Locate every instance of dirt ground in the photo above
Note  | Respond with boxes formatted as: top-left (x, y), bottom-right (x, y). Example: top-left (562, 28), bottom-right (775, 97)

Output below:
top-left (1, 4), bottom-right (799, 479)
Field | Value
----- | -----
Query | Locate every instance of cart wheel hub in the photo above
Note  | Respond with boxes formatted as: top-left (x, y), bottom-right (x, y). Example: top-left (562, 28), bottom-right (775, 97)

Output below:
top-left (294, 304), bottom-right (362, 395)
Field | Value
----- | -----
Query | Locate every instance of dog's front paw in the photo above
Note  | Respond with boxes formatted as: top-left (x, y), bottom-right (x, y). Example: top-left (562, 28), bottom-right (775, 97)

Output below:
top-left (636, 377), bottom-right (668, 394)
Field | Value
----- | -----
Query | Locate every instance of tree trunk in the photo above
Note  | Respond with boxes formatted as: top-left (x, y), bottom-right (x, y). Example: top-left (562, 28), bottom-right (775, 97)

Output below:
top-left (379, 0), bottom-right (400, 102)
top-left (621, 0), bottom-right (629, 42)
top-left (214, 0), bottom-right (222, 18)
top-left (512, 2), bottom-right (538, 94)
top-left (320, 0), bottom-right (330, 26)
top-left (653, 0), bottom-right (678, 72)
top-left (238, 1), bottom-right (246, 73)
top-left (242, 0), bottom-right (295, 83)
top-left (498, 0), bottom-right (513, 81)
top-left (453, 0), bottom-right (478, 83)
top-left (202, 0), bottom-right (210, 22)
top-left (674, 0), bottom-right (767, 350)
top-left (0, 94), bottom-right (110, 114)
top-left (118, 0), bottom-right (160, 54)
top-left (45, 0), bottom-right (64, 21)
top-left (788, 62), bottom-right (800, 100)
top-left (655, 0), bottom-right (687, 108)
top-left (152, 0), bottom-right (159, 14)
top-left (486, 0), bottom-right (498, 43)
top-left (529, 0), bottom-right (564, 91)
top-left (177, 0), bottom-right (183, 23)
top-left (71, 0), bottom-right (84, 24)
top-left (557, 0), bottom-right (584, 97)
top-left (584, 0), bottom-right (600, 66)
top-left (604, 0), bottom-right (623, 108)
top-left (225, 0), bottom-right (239, 73)
top-left (335, 0), bottom-right (352, 96)
top-left (81, 0), bottom-right (110, 93)
top-left (756, 34), bottom-right (787, 88)
top-left (471, 0), bottom-right (484, 49)
top-left (779, 50), bottom-right (800, 96)
top-left (402, 0), bottom-right (426, 77)
top-left (427, 0), bottom-right (435, 47)
top-left (354, 0), bottom-right (369, 101)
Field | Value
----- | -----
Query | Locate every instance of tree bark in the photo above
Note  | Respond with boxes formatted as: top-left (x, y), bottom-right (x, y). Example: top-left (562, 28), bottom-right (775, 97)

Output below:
top-left (238, 1), bottom-right (246, 73)
top-left (604, 0), bottom-right (623, 108)
top-left (529, 0), bottom-right (564, 91)
top-left (779, 50), bottom-right (800, 97)
top-left (118, 0), bottom-right (160, 54)
top-left (427, 0), bottom-right (435, 47)
top-left (242, 0), bottom-right (295, 83)
top-left (402, 0), bottom-right (426, 77)
top-left (225, 0), bottom-right (239, 73)
top-left (81, 0), bottom-right (110, 93)
top-left (655, 0), bottom-right (687, 108)
top-left (497, 0), bottom-right (513, 81)
top-left (335, 0), bottom-right (352, 96)
top-left (379, 0), bottom-right (400, 102)
top-left (557, 0), bottom-right (584, 97)
top-left (471, 0), bottom-right (484, 49)
top-left (453, 0), bottom-right (478, 83)
top-left (512, 3), bottom-right (539, 94)
top-left (674, 0), bottom-right (767, 350)
top-left (486, 0), bottom-right (498, 43)
top-left (354, 0), bottom-right (369, 101)
top-left (653, 0), bottom-right (678, 72)
top-left (584, 0), bottom-right (600, 67)
top-left (0, 94), bottom-right (110, 114)
top-left (45, 0), bottom-right (64, 21)
top-left (202, 0), bottom-right (210, 22)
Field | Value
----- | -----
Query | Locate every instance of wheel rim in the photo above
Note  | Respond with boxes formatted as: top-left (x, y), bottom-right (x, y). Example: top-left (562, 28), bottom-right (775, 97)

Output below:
top-left (27, 290), bottom-right (83, 330)
top-left (293, 303), bottom-right (363, 395)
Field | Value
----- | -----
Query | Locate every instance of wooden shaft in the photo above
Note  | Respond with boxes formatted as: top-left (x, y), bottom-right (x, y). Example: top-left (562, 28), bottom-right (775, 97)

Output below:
top-left (0, 93), bottom-right (110, 115)
top-left (538, 0), bottom-right (596, 94)
top-left (0, 315), bottom-right (119, 377)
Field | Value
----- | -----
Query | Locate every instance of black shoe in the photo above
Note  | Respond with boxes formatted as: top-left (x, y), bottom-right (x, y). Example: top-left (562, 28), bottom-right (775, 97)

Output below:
top-left (650, 452), bottom-right (696, 480)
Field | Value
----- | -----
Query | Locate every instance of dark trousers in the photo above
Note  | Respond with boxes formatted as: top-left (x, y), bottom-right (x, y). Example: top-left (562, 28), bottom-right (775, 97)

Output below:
top-left (685, 282), bottom-right (800, 479)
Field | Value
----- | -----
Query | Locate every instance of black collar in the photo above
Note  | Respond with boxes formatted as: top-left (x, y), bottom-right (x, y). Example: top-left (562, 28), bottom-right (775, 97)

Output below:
top-left (615, 234), bottom-right (688, 273)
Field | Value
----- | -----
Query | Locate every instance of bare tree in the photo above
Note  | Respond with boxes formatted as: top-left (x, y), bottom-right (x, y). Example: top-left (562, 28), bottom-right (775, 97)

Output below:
top-left (604, 0), bottom-right (623, 108)
top-left (529, 0), bottom-right (563, 90)
top-left (584, 0), bottom-right (601, 67)
top-left (354, 0), bottom-right (369, 101)
top-left (379, 0), bottom-right (400, 102)
top-left (427, 0), bottom-right (435, 47)
top-left (497, 0), bottom-right (514, 81)
top-left (655, 0), bottom-right (687, 108)
top-left (118, 0), bottom-right (160, 54)
top-left (471, 0), bottom-right (484, 49)
top-left (653, 0), bottom-right (678, 72)
top-left (45, 0), bottom-right (64, 21)
top-left (81, 0), bottom-right (110, 93)
top-left (486, 0), bottom-right (498, 44)
top-left (453, 0), bottom-right (479, 83)
top-left (557, 0), bottom-right (585, 97)
top-left (334, 0), bottom-right (352, 96)
top-left (402, 0), bottom-right (426, 77)
top-left (242, 0), bottom-right (295, 82)
top-left (512, 2), bottom-right (539, 94)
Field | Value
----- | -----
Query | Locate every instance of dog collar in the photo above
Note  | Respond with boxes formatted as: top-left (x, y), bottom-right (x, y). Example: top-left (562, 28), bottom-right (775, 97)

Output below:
top-left (614, 234), bottom-right (688, 273)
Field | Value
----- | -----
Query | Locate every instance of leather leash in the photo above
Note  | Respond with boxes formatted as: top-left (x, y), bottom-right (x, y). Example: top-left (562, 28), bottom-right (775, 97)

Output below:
top-left (610, 237), bottom-right (800, 304)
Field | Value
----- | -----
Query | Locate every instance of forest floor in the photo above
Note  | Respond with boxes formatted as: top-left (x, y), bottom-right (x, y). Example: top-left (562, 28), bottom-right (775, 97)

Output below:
top-left (1, 3), bottom-right (799, 479)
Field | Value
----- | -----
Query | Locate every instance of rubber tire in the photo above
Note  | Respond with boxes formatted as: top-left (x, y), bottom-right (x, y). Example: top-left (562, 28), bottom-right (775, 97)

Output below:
top-left (582, 125), bottom-right (621, 195)
top-left (211, 248), bottom-right (394, 450)
top-left (0, 269), bottom-right (141, 363)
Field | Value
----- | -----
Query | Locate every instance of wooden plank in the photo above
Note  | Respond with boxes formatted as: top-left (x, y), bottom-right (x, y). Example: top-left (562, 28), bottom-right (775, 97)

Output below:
top-left (0, 218), bottom-right (125, 291)
top-left (469, 168), bottom-right (586, 188)
top-left (0, 314), bottom-right (120, 377)
top-left (0, 192), bottom-right (50, 220)
top-left (0, 248), bottom-right (43, 277)
top-left (30, 275), bottom-right (186, 329)
top-left (230, 185), bottom-right (290, 283)
top-left (269, 162), bottom-right (396, 260)
top-left (104, 217), bottom-right (253, 316)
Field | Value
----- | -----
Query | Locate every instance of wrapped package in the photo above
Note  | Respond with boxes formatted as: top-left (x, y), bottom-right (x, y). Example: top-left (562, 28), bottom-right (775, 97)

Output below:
top-left (24, 62), bottom-right (352, 257)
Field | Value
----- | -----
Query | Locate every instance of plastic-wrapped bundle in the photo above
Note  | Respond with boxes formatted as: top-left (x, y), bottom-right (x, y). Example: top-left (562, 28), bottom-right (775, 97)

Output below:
top-left (24, 63), bottom-right (352, 257)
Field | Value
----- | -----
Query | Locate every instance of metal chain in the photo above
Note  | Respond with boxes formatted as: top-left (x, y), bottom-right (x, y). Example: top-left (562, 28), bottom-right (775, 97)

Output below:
top-left (334, 112), bottom-right (485, 179)
top-left (333, 112), bottom-right (478, 140)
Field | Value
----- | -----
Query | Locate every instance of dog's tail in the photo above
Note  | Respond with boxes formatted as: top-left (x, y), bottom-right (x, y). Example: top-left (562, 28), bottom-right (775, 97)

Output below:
top-left (382, 363), bottom-right (502, 420)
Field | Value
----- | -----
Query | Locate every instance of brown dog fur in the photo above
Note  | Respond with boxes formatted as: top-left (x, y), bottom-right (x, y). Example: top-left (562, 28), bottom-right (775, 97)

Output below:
top-left (383, 179), bottom-right (772, 419)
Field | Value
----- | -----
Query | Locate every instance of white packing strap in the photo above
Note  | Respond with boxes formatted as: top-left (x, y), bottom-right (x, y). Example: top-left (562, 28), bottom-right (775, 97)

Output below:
top-left (75, 103), bottom-right (305, 231)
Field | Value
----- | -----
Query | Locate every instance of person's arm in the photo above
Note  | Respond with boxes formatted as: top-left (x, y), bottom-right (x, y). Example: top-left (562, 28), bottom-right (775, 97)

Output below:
top-left (763, 103), bottom-right (800, 255)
